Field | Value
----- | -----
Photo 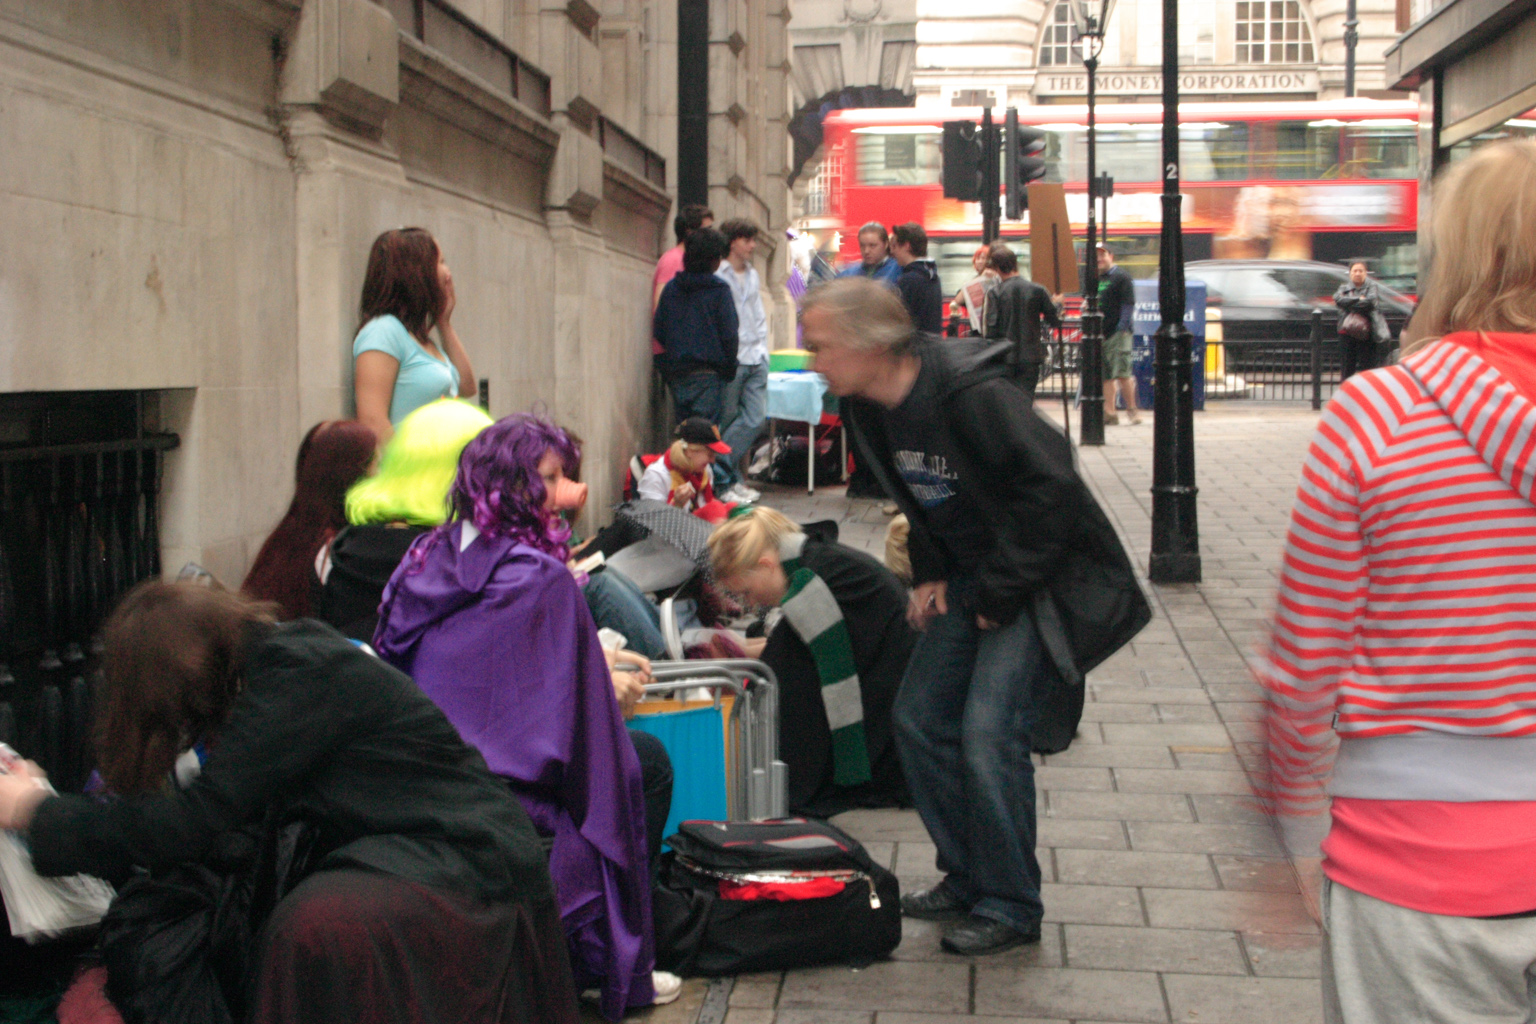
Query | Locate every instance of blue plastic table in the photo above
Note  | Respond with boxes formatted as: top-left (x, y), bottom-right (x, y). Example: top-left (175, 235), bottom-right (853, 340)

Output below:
top-left (766, 372), bottom-right (844, 494)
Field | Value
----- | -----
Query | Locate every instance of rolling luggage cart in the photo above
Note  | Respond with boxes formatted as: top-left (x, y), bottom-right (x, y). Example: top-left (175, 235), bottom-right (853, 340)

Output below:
top-left (629, 660), bottom-right (788, 835)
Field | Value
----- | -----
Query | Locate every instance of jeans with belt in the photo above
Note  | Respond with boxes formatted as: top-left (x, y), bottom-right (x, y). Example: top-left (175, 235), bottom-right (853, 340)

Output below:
top-left (893, 575), bottom-right (1054, 934)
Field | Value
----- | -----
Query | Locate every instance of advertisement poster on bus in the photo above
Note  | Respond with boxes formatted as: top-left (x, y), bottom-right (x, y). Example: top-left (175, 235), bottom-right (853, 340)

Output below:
top-left (917, 180), bottom-right (1415, 260)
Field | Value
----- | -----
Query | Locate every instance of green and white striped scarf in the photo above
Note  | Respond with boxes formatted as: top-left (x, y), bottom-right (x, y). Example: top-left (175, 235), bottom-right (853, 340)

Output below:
top-left (778, 533), bottom-right (871, 786)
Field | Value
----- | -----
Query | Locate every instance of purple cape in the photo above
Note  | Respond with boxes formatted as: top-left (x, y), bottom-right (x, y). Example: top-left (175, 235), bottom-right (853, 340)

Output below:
top-left (372, 522), bottom-right (654, 1020)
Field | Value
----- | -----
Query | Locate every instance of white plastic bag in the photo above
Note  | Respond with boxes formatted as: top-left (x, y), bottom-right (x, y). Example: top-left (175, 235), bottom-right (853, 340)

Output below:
top-left (0, 747), bottom-right (115, 942)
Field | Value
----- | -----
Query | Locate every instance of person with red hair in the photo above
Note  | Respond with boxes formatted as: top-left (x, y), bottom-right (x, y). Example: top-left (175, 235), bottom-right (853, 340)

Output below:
top-left (242, 420), bottom-right (376, 619)
top-left (951, 244), bottom-right (999, 336)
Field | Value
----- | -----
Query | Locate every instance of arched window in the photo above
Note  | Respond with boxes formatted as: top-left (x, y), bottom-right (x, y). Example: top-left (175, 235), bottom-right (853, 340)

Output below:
top-left (1236, 0), bottom-right (1316, 64)
top-left (1038, 2), bottom-right (1081, 67)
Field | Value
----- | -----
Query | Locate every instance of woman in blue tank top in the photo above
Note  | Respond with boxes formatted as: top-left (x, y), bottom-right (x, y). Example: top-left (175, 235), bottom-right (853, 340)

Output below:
top-left (353, 228), bottom-right (478, 443)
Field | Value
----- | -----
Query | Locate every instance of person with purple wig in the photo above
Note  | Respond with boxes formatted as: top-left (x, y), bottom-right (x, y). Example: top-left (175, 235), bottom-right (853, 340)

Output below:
top-left (371, 414), bottom-right (680, 1019)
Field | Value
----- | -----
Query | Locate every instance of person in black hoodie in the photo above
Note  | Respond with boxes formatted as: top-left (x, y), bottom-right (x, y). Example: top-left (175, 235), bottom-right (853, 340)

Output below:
top-left (654, 227), bottom-right (738, 424)
top-left (891, 222), bottom-right (944, 335)
top-left (800, 277), bottom-right (1149, 957)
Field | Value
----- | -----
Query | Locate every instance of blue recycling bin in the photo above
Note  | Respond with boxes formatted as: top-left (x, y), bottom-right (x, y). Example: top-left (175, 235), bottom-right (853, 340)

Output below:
top-left (1130, 280), bottom-right (1207, 412)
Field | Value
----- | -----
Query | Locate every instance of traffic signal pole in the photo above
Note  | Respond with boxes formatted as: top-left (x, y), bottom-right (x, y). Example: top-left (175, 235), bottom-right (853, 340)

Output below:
top-left (1078, 48), bottom-right (1105, 447)
top-left (981, 107), bottom-right (1000, 245)
top-left (1149, 0), bottom-right (1201, 583)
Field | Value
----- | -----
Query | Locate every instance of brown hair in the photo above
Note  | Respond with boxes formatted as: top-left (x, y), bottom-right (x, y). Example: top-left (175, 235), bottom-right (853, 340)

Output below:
top-left (987, 243), bottom-right (1019, 275)
top-left (359, 227), bottom-right (445, 341)
top-left (892, 222), bottom-right (928, 257)
top-left (96, 582), bottom-right (276, 795)
top-left (718, 218), bottom-right (761, 244)
top-left (1405, 140), bottom-right (1536, 356)
top-left (242, 420), bottom-right (376, 619)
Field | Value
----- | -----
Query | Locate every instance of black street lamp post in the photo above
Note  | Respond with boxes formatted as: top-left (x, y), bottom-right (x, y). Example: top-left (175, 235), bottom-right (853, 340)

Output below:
top-left (1070, 0), bottom-right (1116, 447)
top-left (1149, 0), bottom-right (1201, 584)
top-left (1344, 0), bottom-right (1359, 97)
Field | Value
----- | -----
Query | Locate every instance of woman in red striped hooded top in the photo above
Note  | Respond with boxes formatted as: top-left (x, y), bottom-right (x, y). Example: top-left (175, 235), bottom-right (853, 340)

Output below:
top-left (1257, 138), bottom-right (1536, 1023)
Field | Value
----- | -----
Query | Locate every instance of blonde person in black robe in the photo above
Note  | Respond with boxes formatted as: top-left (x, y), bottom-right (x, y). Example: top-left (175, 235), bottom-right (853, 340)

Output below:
top-left (708, 508), bottom-right (914, 816)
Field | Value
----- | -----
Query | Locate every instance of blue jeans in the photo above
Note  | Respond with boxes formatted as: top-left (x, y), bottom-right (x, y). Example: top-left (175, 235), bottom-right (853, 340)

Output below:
top-left (582, 569), bottom-right (666, 660)
top-left (893, 576), bottom-right (1053, 934)
top-left (714, 361), bottom-right (768, 489)
top-left (669, 372), bottom-right (725, 426)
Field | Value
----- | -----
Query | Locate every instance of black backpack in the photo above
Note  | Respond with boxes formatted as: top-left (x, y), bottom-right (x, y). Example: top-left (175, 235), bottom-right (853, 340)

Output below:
top-left (652, 818), bottom-right (902, 976)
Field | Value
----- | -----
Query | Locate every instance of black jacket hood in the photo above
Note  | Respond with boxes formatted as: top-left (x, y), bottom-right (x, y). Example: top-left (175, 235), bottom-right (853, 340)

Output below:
top-left (914, 333), bottom-right (1014, 392)
top-left (899, 259), bottom-right (939, 281)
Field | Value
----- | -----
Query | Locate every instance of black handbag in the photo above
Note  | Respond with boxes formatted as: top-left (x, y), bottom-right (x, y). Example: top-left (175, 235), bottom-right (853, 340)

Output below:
top-left (1340, 311), bottom-right (1372, 340)
top-left (652, 818), bottom-right (901, 976)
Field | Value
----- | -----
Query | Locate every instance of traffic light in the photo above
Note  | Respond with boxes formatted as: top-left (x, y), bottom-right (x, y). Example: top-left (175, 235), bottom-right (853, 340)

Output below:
top-left (942, 121), bottom-right (983, 202)
top-left (1004, 110), bottom-right (1049, 219)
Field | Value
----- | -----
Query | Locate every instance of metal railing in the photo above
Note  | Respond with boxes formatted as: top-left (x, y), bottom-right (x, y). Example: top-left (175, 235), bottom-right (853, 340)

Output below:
top-left (1204, 310), bottom-right (1338, 408)
top-left (384, 0), bottom-right (553, 117)
top-left (598, 117), bottom-right (667, 190)
top-left (1036, 309), bottom-right (1343, 411)
top-left (0, 432), bottom-right (179, 792)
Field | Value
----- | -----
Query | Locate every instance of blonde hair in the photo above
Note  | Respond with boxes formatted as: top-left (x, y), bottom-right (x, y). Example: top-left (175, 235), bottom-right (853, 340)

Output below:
top-left (668, 437), bottom-right (692, 467)
top-left (707, 507), bottom-right (802, 579)
top-left (800, 277), bottom-right (915, 354)
top-left (884, 514), bottom-right (912, 584)
top-left (1406, 139), bottom-right (1536, 356)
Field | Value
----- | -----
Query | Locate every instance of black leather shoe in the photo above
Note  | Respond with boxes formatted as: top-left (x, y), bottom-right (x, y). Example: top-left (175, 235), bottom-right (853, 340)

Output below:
top-left (900, 885), bottom-right (970, 920)
top-left (940, 915), bottom-right (1041, 956)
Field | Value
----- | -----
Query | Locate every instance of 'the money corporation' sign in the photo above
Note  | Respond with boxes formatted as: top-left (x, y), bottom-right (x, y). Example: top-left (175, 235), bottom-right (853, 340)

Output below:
top-left (1035, 68), bottom-right (1318, 96)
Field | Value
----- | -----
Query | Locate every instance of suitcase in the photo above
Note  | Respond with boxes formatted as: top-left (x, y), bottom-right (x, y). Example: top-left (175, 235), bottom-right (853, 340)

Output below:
top-left (653, 817), bottom-right (902, 976)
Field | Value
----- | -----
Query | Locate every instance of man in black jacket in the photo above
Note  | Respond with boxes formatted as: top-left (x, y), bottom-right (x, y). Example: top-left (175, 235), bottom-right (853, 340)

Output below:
top-left (984, 244), bottom-right (1061, 398)
top-left (891, 222), bottom-right (944, 335)
top-left (801, 277), bottom-right (1149, 956)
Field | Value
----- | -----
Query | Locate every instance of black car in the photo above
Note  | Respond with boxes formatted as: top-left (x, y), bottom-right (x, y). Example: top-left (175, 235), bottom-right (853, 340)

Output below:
top-left (1187, 259), bottom-right (1416, 350)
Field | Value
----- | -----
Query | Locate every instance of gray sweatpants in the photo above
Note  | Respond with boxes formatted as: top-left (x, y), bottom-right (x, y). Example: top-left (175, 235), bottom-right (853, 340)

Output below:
top-left (1324, 879), bottom-right (1536, 1023)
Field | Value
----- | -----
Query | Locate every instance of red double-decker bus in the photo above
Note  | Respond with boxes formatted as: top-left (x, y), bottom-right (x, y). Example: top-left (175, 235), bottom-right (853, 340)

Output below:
top-left (820, 100), bottom-right (1425, 292)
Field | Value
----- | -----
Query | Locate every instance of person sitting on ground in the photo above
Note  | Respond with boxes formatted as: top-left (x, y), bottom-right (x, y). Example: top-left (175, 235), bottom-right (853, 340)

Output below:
top-left (709, 507), bottom-right (915, 817)
top-left (884, 514), bottom-right (913, 586)
top-left (984, 244), bottom-right (1062, 400)
top-left (638, 417), bottom-right (732, 517)
top-left (557, 431), bottom-right (670, 661)
top-left (372, 413), bottom-right (680, 1021)
top-left (242, 420), bottom-right (376, 620)
top-left (654, 227), bottom-right (738, 425)
top-left (317, 398), bottom-right (492, 641)
top-left (0, 581), bottom-right (580, 1024)
top-left (891, 222), bottom-right (944, 336)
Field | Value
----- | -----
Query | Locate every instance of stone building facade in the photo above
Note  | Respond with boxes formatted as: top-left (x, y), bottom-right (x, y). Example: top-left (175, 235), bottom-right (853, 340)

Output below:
top-left (912, 0), bottom-right (1409, 108)
top-left (1386, 0), bottom-right (1536, 249)
top-left (0, 0), bottom-right (788, 586)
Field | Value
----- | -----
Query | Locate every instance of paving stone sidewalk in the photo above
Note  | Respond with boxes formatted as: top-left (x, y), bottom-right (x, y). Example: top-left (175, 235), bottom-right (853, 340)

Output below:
top-left (602, 403), bottom-right (1328, 1024)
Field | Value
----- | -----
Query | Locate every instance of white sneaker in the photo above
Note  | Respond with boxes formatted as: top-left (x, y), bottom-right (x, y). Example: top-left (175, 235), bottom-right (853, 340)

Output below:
top-left (652, 971), bottom-right (683, 1006)
top-left (721, 484), bottom-right (760, 503)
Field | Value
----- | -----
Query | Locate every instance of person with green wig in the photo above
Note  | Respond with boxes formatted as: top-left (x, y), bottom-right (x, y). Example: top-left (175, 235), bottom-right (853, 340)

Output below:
top-left (318, 398), bottom-right (493, 640)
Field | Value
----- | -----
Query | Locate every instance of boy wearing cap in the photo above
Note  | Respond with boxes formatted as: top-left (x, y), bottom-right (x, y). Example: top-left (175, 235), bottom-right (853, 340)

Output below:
top-left (638, 417), bottom-right (732, 514)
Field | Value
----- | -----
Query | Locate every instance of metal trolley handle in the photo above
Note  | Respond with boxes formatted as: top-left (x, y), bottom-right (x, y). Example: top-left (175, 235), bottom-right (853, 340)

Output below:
top-left (643, 659), bottom-right (788, 820)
